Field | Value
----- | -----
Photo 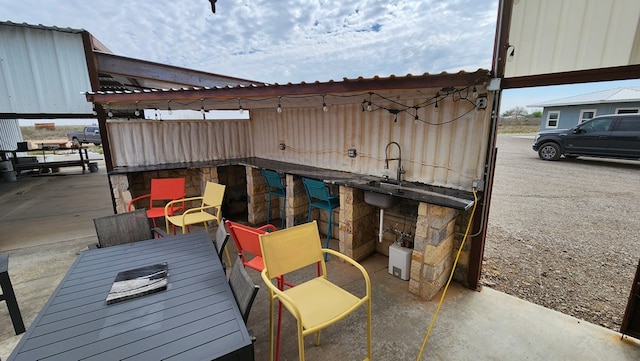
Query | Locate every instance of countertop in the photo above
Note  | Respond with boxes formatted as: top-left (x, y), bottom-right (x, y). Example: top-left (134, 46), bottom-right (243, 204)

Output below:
top-left (110, 157), bottom-right (476, 211)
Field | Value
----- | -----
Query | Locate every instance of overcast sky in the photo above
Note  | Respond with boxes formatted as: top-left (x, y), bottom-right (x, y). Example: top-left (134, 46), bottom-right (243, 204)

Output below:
top-left (4, 0), bottom-right (640, 117)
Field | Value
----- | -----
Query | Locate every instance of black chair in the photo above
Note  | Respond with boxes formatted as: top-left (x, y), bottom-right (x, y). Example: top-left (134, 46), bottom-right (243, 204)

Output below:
top-left (0, 253), bottom-right (25, 335)
top-left (93, 209), bottom-right (167, 248)
top-left (228, 255), bottom-right (259, 324)
top-left (214, 217), bottom-right (232, 267)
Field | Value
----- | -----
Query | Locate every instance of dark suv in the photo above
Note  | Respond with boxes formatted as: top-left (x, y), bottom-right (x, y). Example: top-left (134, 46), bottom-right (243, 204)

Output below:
top-left (532, 114), bottom-right (640, 161)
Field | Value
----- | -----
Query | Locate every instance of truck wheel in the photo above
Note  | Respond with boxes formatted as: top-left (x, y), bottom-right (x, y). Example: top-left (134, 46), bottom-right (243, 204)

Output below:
top-left (72, 138), bottom-right (80, 148)
top-left (538, 142), bottom-right (561, 161)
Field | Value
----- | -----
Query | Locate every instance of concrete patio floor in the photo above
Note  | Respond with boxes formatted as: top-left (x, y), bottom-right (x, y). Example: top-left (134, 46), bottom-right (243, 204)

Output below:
top-left (1, 161), bottom-right (639, 360)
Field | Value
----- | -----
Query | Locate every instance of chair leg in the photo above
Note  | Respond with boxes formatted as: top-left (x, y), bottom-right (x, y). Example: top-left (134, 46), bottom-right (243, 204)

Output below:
top-left (275, 301), bottom-right (283, 361)
top-left (297, 320), bottom-right (306, 361)
top-left (266, 194), bottom-right (272, 225)
top-left (0, 271), bottom-right (25, 335)
top-left (280, 195), bottom-right (286, 229)
top-left (366, 298), bottom-right (372, 360)
top-left (324, 209), bottom-right (332, 261)
top-left (268, 295), bottom-right (275, 361)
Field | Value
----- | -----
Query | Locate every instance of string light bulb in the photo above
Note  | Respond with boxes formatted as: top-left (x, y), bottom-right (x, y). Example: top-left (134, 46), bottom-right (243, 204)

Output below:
top-left (92, 105), bottom-right (98, 116)
top-left (200, 98), bottom-right (206, 116)
top-left (238, 98), bottom-right (244, 114)
top-left (434, 99), bottom-right (439, 113)
top-left (107, 104), bottom-right (113, 118)
top-left (367, 93), bottom-right (372, 111)
top-left (134, 101), bottom-right (140, 117)
top-left (322, 95), bottom-right (328, 112)
top-left (277, 97), bottom-right (283, 113)
top-left (167, 100), bottom-right (172, 115)
top-left (472, 86), bottom-right (478, 99)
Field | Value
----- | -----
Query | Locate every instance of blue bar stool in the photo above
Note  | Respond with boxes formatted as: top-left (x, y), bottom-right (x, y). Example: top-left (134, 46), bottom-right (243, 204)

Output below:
top-left (302, 177), bottom-right (340, 260)
top-left (1, 253), bottom-right (25, 335)
top-left (262, 169), bottom-right (286, 229)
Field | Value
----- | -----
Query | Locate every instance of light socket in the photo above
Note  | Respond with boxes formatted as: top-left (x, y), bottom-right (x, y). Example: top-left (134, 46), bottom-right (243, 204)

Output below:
top-left (347, 148), bottom-right (357, 158)
top-left (279, 143), bottom-right (286, 150)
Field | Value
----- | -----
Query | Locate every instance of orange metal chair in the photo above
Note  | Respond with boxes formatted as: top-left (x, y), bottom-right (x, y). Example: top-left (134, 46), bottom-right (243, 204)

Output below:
top-left (225, 220), bottom-right (293, 286)
top-left (226, 220), bottom-right (291, 360)
top-left (127, 178), bottom-right (186, 227)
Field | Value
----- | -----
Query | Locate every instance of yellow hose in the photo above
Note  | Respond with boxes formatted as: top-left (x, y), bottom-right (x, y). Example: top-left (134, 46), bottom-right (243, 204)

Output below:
top-left (416, 189), bottom-right (478, 361)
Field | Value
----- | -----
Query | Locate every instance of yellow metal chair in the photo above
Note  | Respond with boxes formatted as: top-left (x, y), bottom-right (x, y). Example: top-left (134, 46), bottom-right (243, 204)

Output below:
top-left (164, 181), bottom-right (226, 234)
top-left (259, 220), bottom-right (371, 361)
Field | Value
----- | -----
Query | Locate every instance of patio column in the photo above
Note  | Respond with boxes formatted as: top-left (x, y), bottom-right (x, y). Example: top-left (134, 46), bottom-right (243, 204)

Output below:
top-left (339, 186), bottom-right (377, 261)
top-left (410, 202), bottom-right (459, 300)
top-left (245, 166), bottom-right (268, 225)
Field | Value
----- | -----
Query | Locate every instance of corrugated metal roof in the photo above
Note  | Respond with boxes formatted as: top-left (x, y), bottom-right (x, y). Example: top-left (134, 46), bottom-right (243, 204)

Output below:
top-left (0, 20), bottom-right (86, 34)
top-left (527, 87), bottom-right (640, 107)
top-left (85, 69), bottom-right (491, 112)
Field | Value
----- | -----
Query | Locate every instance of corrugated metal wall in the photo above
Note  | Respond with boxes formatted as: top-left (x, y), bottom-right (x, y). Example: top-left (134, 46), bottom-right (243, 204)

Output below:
top-left (108, 91), bottom-right (491, 192)
top-left (251, 95), bottom-right (491, 191)
top-left (107, 120), bottom-right (252, 166)
top-left (505, 0), bottom-right (640, 78)
top-left (0, 119), bottom-right (23, 151)
top-left (0, 24), bottom-right (92, 114)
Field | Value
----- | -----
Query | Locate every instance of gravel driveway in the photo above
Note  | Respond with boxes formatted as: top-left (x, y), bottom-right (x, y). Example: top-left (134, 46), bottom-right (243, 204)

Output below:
top-left (482, 134), bottom-right (640, 331)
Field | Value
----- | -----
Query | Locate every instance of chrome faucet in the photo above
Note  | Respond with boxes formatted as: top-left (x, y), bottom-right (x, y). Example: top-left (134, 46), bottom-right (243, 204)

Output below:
top-left (384, 141), bottom-right (405, 184)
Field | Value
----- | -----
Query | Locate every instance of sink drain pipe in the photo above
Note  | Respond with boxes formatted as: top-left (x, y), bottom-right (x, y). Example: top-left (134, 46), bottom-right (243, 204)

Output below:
top-left (416, 188), bottom-right (478, 360)
top-left (378, 208), bottom-right (385, 242)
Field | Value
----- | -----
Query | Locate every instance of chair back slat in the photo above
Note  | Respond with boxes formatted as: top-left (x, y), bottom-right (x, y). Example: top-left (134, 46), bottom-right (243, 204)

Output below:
top-left (302, 177), bottom-right (331, 201)
top-left (203, 181), bottom-right (226, 209)
top-left (259, 221), bottom-right (323, 279)
top-left (226, 221), bottom-right (266, 260)
top-left (262, 169), bottom-right (285, 191)
top-left (149, 178), bottom-right (186, 204)
top-left (228, 255), bottom-right (260, 323)
top-left (214, 218), bottom-right (230, 261)
top-left (94, 209), bottom-right (153, 248)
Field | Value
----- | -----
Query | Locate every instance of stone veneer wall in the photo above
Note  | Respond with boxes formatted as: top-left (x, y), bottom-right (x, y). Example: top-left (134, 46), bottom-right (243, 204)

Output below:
top-left (410, 203), bottom-right (463, 300)
top-left (109, 168), bottom-right (217, 216)
top-left (245, 166), bottom-right (268, 225)
top-left (339, 186), bottom-right (377, 260)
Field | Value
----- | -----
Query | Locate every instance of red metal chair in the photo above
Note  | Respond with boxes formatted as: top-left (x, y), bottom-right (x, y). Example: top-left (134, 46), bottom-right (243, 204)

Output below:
top-left (225, 220), bottom-right (292, 360)
top-left (127, 178), bottom-right (186, 227)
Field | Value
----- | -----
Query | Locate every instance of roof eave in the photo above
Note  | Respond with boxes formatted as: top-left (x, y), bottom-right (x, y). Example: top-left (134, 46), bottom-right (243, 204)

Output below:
top-left (85, 69), bottom-right (491, 107)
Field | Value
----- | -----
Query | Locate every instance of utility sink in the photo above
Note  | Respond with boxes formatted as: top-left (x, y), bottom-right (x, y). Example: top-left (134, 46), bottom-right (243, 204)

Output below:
top-left (363, 180), bottom-right (401, 209)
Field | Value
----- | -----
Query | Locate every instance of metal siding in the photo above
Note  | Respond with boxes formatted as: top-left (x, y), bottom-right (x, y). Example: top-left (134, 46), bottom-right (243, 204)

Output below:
top-left (505, 0), bottom-right (640, 78)
top-left (541, 101), bottom-right (640, 129)
top-left (107, 120), bottom-right (251, 167)
top-left (0, 24), bottom-right (92, 114)
top-left (0, 119), bottom-right (23, 150)
top-left (250, 94), bottom-right (491, 191)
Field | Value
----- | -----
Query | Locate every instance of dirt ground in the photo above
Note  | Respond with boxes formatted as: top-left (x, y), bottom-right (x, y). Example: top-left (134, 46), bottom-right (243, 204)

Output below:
top-left (482, 134), bottom-right (640, 331)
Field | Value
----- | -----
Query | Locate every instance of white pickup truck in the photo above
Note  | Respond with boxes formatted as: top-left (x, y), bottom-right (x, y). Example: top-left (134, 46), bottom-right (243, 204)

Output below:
top-left (66, 126), bottom-right (102, 148)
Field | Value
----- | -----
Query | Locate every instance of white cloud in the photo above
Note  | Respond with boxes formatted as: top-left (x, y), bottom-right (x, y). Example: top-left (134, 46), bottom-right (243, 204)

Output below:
top-left (2, 0), bottom-right (498, 83)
